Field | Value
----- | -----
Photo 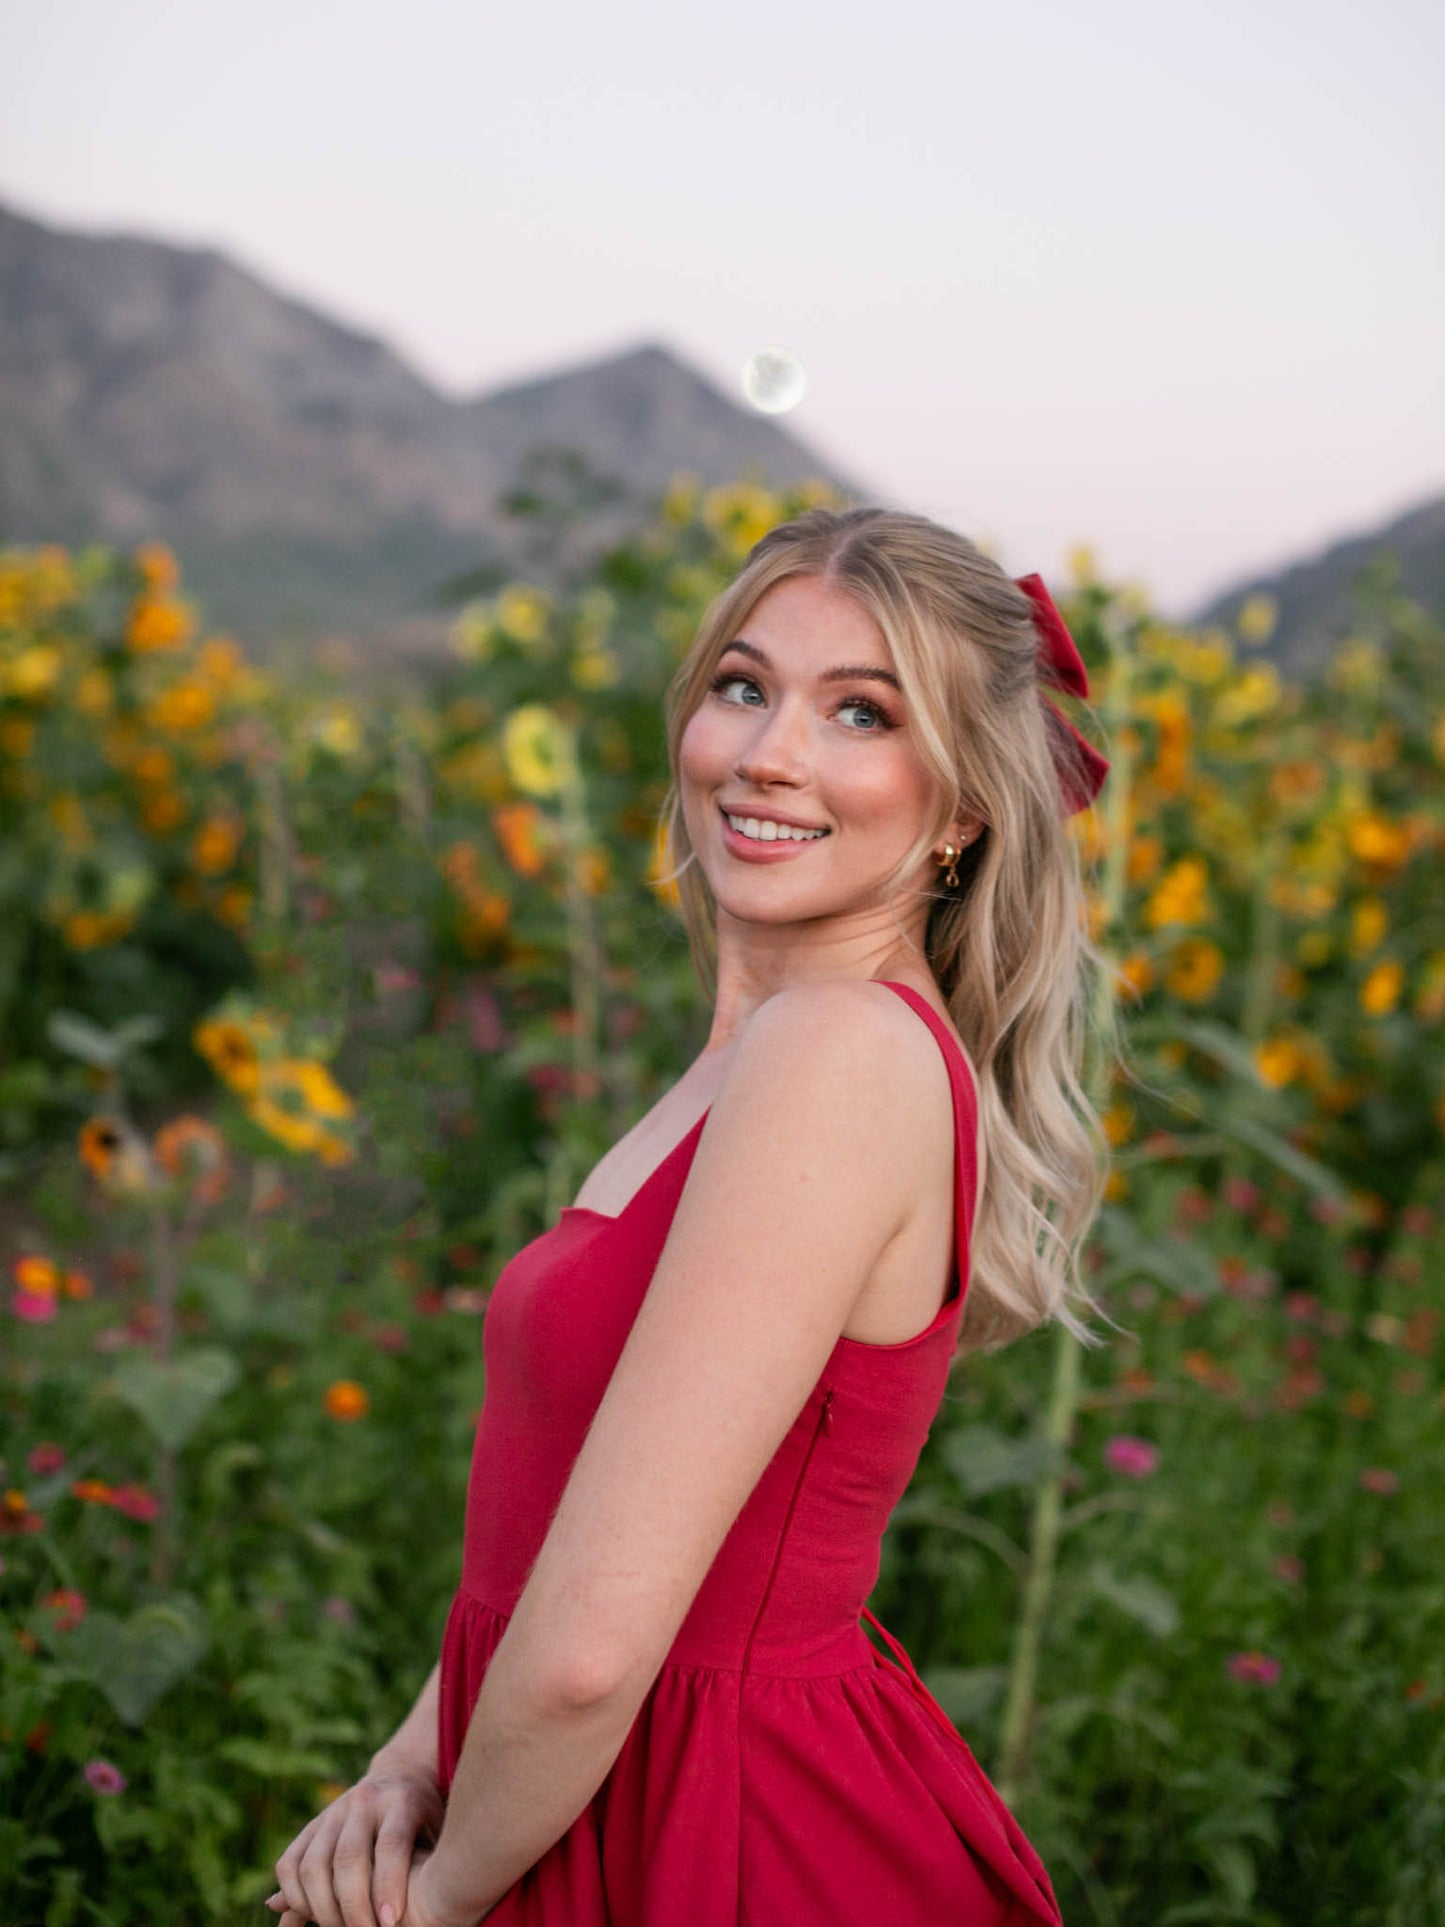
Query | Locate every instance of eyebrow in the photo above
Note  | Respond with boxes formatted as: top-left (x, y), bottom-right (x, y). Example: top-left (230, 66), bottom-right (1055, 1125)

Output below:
top-left (719, 638), bottom-right (903, 694)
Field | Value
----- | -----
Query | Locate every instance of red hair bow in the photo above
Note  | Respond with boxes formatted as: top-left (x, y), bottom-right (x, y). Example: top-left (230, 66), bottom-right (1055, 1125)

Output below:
top-left (1013, 573), bottom-right (1111, 816)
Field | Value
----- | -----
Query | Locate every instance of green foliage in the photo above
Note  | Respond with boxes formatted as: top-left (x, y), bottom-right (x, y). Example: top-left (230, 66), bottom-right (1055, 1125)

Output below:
top-left (1, 481), bottom-right (1442, 1921)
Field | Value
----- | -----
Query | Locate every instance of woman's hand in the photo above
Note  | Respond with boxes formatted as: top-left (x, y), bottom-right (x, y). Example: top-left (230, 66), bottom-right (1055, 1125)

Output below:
top-left (265, 1756), bottom-right (445, 1927)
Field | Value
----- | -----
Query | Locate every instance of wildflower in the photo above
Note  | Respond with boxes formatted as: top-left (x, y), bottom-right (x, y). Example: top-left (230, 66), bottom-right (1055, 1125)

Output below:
top-left (83, 1759), bottom-right (127, 1795)
top-left (246, 1060), bottom-right (355, 1163)
top-left (1236, 594), bottom-right (1278, 645)
top-left (1, 1490), bottom-right (44, 1534)
top-left (1100, 1102), bottom-right (1134, 1148)
top-left (27, 1443), bottom-right (65, 1475)
top-left (1343, 1390), bottom-right (1373, 1418)
top-left (1346, 810), bottom-right (1411, 876)
top-left (1115, 951), bottom-right (1154, 1000)
top-left (1255, 1034), bottom-right (1305, 1089)
top-left (109, 1484), bottom-right (161, 1522)
top-left (42, 1589), bottom-right (88, 1631)
top-left (324, 1380), bottom-right (369, 1422)
top-left (152, 1115), bottom-right (229, 1204)
top-left (1358, 1467), bottom-right (1399, 1495)
top-left (1222, 1176), bottom-right (1261, 1215)
top-left (494, 584), bottom-right (551, 644)
top-left (1226, 1650), bottom-right (1281, 1685)
top-left (78, 1117), bottom-right (161, 1198)
top-left (13, 1255), bottom-right (59, 1296)
top-left (1143, 855), bottom-right (1210, 929)
top-left (571, 646), bottom-right (620, 690)
top-left (502, 704), bottom-right (577, 800)
top-left (322, 1596), bottom-right (356, 1626)
top-left (1165, 937), bottom-right (1225, 1003)
top-left (1104, 1435), bottom-right (1158, 1479)
top-left (1271, 1555), bottom-right (1304, 1584)
top-left (492, 801), bottom-right (551, 878)
top-left (1359, 960), bottom-right (1403, 1017)
top-left (71, 1478), bottom-right (113, 1504)
top-left (62, 1269), bottom-right (92, 1300)
top-left (193, 1015), bottom-right (272, 1096)
top-left (189, 816), bottom-right (244, 876)
top-left (12, 1291), bottom-right (57, 1325)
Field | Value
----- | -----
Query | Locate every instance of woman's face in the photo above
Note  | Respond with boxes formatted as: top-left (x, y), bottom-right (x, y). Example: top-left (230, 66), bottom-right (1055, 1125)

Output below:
top-left (678, 574), bottom-right (951, 929)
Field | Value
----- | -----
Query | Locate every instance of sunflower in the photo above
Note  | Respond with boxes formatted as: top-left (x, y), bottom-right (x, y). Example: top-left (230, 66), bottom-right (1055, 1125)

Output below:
top-left (502, 705), bottom-right (577, 800)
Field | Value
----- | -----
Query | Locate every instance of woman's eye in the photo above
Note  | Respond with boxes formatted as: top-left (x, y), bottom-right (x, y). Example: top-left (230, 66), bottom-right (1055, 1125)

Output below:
top-left (837, 698), bottom-right (887, 731)
top-left (710, 672), bottom-right (764, 705)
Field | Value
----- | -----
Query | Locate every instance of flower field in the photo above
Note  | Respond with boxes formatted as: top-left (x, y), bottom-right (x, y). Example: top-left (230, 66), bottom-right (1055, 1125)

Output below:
top-left (1, 480), bottom-right (1441, 1923)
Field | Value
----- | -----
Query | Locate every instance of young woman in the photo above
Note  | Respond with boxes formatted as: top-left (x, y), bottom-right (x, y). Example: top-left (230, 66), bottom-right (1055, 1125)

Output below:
top-left (269, 506), bottom-right (1113, 1926)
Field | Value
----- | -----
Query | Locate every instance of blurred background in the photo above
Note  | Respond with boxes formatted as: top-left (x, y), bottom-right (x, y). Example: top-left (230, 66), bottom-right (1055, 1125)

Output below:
top-left (1, 2), bottom-right (1441, 1921)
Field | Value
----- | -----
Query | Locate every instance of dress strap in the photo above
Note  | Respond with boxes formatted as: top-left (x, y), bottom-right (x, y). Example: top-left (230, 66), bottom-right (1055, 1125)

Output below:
top-left (859, 1603), bottom-right (961, 1741)
top-left (874, 980), bottom-right (980, 1294)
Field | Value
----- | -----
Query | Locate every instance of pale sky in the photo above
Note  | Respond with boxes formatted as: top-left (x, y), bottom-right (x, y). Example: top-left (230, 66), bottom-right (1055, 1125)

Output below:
top-left (6, 0), bottom-right (1442, 616)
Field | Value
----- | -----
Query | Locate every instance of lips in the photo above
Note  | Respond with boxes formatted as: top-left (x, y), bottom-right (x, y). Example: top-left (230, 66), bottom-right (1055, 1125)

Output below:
top-left (717, 805), bottom-right (831, 861)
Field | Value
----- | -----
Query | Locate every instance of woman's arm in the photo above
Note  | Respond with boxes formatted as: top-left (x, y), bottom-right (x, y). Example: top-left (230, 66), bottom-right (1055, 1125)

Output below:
top-left (406, 980), bottom-right (935, 1927)
top-left (369, 1659), bottom-right (441, 1777)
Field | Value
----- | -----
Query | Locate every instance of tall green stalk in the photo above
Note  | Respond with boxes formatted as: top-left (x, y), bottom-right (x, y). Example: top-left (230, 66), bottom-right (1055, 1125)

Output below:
top-left (995, 597), bottom-right (1137, 1805)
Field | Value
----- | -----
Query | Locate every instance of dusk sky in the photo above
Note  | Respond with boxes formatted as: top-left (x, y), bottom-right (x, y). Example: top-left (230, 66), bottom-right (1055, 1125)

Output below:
top-left (6, 0), bottom-right (1441, 616)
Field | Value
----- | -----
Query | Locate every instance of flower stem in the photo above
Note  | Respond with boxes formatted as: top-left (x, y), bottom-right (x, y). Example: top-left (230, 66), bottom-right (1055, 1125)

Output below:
top-left (995, 593), bottom-right (1136, 1804)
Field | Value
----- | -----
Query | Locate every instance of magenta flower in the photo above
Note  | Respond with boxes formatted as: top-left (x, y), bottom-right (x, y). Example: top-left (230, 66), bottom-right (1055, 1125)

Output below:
top-left (322, 1596), bottom-right (356, 1626)
top-left (1104, 1435), bottom-right (1159, 1479)
top-left (109, 1483), bottom-right (162, 1522)
top-left (27, 1442), bottom-right (66, 1475)
top-left (1227, 1651), bottom-right (1281, 1685)
top-left (12, 1291), bottom-right (57, 1324)
top-left (84, 1759), bottom-right (127, 1795)
top-left (1271, 1555), bottom-right (1305, 1584)
top-left (1222, 1176), bottom-right (1262, 1214)
top-left (1358, 1467), bottom-right (1399, 1495)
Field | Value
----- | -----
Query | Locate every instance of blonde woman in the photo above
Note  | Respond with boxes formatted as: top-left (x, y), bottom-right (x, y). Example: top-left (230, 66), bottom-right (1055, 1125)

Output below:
top-left (270, 506), bottom-right (1113, 1926)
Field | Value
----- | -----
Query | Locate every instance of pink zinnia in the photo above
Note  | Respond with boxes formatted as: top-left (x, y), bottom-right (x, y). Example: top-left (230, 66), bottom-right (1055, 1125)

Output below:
top-left (43, 1588), bottom-right (88, 1631)
top-left (1222, 1176), bottom-right (1262, 1215)
top-left (1358, 1467), bottom-right (1399, 1495)
top-left (27, 1443), bottom-right (66, 1475)
top-left (1227, 1650), bottom-right (1281, 1685)
top-left (109, 1483), bottom-right (162, 1521)
top-left (1104, 1434), bottom-right (1159, 1479)
top-left (84, 1759), bottom-right (127, 1795)
top-left (12, 1291), bottom-right (57, 1324)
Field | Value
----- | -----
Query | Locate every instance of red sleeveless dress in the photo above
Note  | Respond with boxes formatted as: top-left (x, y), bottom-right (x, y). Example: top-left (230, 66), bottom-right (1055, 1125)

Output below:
top-left (437, 980), bottom-right (1063, 1924)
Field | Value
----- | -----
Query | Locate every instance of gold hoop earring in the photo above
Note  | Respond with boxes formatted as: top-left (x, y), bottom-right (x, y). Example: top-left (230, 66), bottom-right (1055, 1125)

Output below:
top-left (938, 843), bottom-right (960, 890)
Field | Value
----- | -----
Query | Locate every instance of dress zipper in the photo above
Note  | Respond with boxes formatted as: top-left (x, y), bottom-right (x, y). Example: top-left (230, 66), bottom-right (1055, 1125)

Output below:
top-left (739, 1385), bottom-right (835, 1678)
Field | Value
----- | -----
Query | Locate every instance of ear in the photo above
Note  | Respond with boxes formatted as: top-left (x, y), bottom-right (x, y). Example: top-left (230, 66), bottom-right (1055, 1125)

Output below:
top-left (934, 814), bottom-right (987, 860)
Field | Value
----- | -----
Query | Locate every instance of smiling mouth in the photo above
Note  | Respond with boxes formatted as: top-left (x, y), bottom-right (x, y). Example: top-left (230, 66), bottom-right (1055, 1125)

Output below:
top-left (720, 807), bottom-right (831, 844)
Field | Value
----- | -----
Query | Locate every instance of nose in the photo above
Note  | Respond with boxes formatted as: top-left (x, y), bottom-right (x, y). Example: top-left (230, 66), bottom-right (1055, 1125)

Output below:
top-left (733, 694), bottom-right (810, 789)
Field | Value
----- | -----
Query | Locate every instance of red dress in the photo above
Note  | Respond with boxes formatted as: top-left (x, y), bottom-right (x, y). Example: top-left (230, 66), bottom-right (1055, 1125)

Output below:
top-left (437, 980), bottom-right (1063, 1924)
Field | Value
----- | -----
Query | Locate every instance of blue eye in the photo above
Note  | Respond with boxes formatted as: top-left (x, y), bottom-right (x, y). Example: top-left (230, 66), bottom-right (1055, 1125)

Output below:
top-left (708, 671), bottom-right (765, 706)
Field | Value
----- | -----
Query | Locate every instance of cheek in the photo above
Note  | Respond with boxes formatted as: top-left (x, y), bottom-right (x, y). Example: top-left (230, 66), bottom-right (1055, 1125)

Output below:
top-left (679, 708), bottom-right (731, 786)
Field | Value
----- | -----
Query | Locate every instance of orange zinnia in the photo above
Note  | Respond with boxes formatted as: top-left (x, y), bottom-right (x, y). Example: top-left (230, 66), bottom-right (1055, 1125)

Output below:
top-left (324, 1380), bottom-right (369, 1422)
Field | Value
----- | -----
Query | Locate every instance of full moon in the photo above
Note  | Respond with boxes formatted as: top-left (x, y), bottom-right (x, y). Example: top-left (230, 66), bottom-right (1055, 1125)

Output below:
top-left (741, 347), bottom-right (807, 414)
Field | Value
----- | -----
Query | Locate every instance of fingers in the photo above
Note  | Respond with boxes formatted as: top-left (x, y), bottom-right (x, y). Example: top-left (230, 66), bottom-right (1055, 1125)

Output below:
top-left (273, 1809), bottom-right (325, 1922)
top-left (371, 1813), bottom-right (422, 1927)
top-left (330, 1812), bottom-right (388, 1927)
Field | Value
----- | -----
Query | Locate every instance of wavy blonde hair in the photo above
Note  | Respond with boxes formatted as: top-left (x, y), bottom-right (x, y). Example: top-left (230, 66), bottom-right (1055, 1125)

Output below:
top-left (656, 505), bottom-right (1119, 1356)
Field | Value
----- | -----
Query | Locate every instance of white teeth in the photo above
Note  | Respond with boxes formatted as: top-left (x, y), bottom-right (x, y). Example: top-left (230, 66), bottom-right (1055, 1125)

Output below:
top-left (725, 813), bottom-right (826, 843)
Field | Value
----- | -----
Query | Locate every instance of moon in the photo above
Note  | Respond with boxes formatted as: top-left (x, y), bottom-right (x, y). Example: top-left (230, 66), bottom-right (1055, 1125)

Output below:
top-left (741, 346), bottom-right (807, 414)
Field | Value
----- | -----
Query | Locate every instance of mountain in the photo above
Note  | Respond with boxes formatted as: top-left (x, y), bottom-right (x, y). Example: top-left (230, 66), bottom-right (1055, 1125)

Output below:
top-left (1185, 491), bottom-right (1445, 679)
top-left (0, 198), bottom-right (861, 666)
